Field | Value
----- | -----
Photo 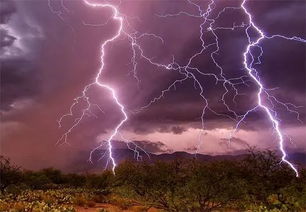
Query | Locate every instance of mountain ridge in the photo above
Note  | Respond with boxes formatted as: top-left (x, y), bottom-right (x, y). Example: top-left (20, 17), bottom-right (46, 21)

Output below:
top-left (66, 149), bottom-right (306, 173)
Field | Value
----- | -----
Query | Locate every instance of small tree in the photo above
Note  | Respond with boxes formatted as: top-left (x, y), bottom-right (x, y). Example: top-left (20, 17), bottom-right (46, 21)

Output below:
top-left (0, 156), bottom-right (22, 193)
top-left (241, 149), bottom-right (298, 210)
top-left (41, 168), bottom-right (64, 184)
top-left (186, 160), bottom-right (247, 211)
top-left (85, 171), bottom-right (113, 191)
top-left (115, 160), bottom-right (189, 211)
top-left (23, 170), bottom-right (51, 189)
top-left (63, 173), bottom-right (86, 188)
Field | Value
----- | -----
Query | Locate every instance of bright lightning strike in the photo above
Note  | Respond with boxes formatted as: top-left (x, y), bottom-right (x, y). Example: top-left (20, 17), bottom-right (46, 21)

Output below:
top-left (56, 0), bottom-right (127, 173)
top-left (55, 0), bottom-right (305, 176)
top-left (240, 0), bottom-right (305, 177)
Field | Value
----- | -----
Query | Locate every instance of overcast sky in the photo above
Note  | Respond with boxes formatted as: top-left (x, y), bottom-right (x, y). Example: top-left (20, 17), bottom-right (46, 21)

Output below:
top-left (1, 0), bottom-right (305, 170)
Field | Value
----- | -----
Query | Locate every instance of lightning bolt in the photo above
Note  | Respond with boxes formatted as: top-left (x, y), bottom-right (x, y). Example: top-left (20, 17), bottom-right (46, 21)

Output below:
top-left (55, 0), bottom-right (305, 176)
top-left (240, 0), bottom-right (305, 177)
top-left (55, 0), bottom-right (164, 173)
top-left (145, 0), bottom-right (305, 177)
top-left (55, 0), bottom-right (126, 173)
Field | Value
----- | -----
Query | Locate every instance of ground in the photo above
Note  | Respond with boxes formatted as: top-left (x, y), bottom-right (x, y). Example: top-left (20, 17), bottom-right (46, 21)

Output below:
top-left (76, 203), bottom-right (161, 212)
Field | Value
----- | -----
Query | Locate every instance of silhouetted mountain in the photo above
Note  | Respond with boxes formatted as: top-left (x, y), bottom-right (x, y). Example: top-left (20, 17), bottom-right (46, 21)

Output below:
top-left (65, 149), bottom-right (306, 173)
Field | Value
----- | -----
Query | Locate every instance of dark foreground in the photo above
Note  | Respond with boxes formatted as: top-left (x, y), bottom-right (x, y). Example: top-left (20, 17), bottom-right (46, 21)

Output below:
top-left (1, 150), bottom-right (306, 212)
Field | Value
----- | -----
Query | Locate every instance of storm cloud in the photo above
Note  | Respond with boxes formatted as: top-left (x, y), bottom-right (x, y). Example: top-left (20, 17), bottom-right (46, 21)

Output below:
top-left (0, 0), bottom-right (305, 170)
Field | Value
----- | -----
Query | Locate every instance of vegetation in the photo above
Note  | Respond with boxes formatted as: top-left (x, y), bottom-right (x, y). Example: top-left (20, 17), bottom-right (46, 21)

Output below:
top-left (0, 150), bottom-right (306, 212)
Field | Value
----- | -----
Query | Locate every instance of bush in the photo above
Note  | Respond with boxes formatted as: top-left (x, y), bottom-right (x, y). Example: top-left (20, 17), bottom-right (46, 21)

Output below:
top-left (23, 171), bottom-right (52, 189)
top-left (63, 173), bottom-right (86, 188)
top-left (85, 171), bottom-right (113, 190)
top-left (1, 150), bottom-right (305, 211)
top-left (115, 152), bottom-right (306, 212)
top-left (0, 156), bottom-right (22, 193)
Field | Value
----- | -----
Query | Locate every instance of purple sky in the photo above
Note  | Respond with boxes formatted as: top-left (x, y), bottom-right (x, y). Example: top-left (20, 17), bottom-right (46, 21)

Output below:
top-left (1, 0), bottom-right (305, 170)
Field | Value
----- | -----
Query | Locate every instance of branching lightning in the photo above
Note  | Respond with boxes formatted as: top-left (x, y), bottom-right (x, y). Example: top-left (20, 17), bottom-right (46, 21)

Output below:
top-left (57, 0), bottom-right (127, 173)
top-left (240, 0), bottom-right (305, 177)
top-left (54, 0), bottom-right (305, 176)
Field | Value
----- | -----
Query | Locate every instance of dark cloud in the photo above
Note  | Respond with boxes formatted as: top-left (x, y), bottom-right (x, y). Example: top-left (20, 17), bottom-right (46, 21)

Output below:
top-left (0, 29), bottom-right (16, 48)
top-left (0, 0), bottom-right (45, 112)
top-left (0, 0), bottom-right (305, 170)
top-left (219, 137), bottom-right (249, 149)
top-left (171, 126), bottom-right (187, 135)
top-left (0, 0), bottom-right (16, 24)
top-left (132, 140), bottom-right (171, 153)
top-left (96, 140), bottom-right (171, 154)
top-left (0, 59), bottom-right (41, 111)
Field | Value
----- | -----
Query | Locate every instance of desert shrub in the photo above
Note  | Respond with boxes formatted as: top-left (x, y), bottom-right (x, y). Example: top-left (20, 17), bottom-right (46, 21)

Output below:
top-left (239, 150), bottom-right (303, 211)
top-left (115, 152), bottom-right (306, 212)
top-left (108, 195), bottom-right (138, 210)
top-left (5, 184), bottom-right (24, 196)
top-left (41, 168), bottom-right (64, 184)
top-left (23, 171), bottom-right (52, 189)
top-left (185, 160), bottom-right (247, 211)
top-left (0, 190), bottom-right (76, 211)
top-left (0, 156), bottom-right (22, 193)
top-left (73, 194), bottom-right (88, 206)
top-left (92, 193), bottom-right (108, 203)
top-left (85, 171), bottom-right (113, 190)
top-left (63, 173), bottom-right (86, 188)
top-left (115, 160), bottom-right (192, 211)
top-left (1, 150), bottom-right (306, 211)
